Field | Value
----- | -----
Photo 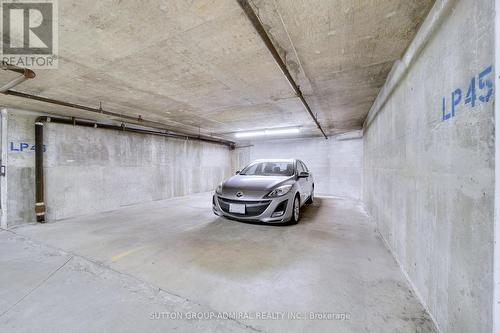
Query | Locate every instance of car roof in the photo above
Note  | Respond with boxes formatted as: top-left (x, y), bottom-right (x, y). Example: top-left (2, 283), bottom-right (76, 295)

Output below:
top-left (252, 159), bottom-right (296, 163)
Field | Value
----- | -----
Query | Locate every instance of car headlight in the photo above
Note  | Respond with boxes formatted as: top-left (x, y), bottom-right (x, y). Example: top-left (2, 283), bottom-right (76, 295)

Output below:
top-left (267, 184), bottom-right (293, 197)
top-left (216, 183), bottom-right (223, 194)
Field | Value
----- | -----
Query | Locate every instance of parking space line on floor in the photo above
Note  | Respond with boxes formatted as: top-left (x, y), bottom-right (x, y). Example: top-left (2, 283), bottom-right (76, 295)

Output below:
top-left (111, 246), bottom-right (147, 263)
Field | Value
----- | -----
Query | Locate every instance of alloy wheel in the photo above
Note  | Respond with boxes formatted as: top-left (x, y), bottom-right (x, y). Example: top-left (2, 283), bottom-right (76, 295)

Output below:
top-left (294, 197), bottom-right (300, 221)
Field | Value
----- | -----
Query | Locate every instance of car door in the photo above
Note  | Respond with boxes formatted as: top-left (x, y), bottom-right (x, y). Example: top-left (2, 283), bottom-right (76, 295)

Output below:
top-left (300, 160), bottom-right (313, 196)
top-left (296, 160), bottom-right (309, 204)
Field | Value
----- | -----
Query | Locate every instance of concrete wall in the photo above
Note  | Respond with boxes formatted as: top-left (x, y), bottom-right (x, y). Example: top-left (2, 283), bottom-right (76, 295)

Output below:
top-left (239, 136), bottom-right (363, 199)
top-left (363, 0), bottom-right (495, 332)
top-left (5, 111), bottom-right (233, 226)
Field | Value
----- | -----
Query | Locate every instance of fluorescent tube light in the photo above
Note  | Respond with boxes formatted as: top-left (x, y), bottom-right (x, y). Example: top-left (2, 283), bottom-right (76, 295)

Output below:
top-left (234, 128), bottom-right (300, 138)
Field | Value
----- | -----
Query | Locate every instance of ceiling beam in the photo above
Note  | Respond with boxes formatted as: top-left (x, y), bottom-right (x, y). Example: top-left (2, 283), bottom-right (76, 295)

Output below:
top-left (237, 0), bottom-right (328, 139)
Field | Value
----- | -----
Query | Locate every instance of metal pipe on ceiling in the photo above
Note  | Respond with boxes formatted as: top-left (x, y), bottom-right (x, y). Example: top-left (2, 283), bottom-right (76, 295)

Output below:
top-left (236, 0), bottom-right (328, 139)
top-left (0, 62), bottom-right (36, 92)
top-left (4, 90), bottom-right (235, 147)
top-left (0, 62), bottom-right (235, 147)
top-left (0, 61), bottom-right (35, 76)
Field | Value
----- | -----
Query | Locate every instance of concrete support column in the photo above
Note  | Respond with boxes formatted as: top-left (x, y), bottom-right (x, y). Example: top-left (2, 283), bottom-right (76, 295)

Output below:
top-left (0, 109), bottom-right (8, 229)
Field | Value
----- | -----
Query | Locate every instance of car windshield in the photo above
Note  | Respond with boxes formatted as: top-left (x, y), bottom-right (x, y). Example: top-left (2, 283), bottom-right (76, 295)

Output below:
top-left (240, 162), bottom-right (294, 176)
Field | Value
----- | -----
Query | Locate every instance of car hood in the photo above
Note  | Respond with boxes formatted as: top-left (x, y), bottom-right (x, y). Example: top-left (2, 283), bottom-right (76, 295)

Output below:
top-left (220, 175), bottom-right (294, 200)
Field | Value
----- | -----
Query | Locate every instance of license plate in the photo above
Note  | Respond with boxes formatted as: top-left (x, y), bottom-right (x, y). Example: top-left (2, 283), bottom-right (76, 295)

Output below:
top-left (229, 203), bottom-right (245, 214)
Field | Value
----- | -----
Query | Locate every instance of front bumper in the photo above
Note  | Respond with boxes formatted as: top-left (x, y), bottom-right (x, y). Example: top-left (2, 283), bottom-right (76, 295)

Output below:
top-left (212, 192), bottom-right (294, 223)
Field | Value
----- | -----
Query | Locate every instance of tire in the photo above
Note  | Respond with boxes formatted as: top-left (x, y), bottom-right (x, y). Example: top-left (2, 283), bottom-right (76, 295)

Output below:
top-left (290, 195), bottom-right (301, 224)
top-left (306, 186), bottom-right (314, 204)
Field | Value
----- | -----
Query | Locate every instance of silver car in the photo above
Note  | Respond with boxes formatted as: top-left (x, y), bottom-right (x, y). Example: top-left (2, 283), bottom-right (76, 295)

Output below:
top-left (212, 159), bottom-right (314, 224)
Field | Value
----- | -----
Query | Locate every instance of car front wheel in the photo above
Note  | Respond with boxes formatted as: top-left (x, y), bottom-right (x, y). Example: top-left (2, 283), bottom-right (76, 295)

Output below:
top-left (290, 195), bottom-right (300, 224)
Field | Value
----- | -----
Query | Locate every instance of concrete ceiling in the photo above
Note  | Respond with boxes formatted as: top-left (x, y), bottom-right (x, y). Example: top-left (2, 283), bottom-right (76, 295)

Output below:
top-left (0, 0), bottom-right (434, 141)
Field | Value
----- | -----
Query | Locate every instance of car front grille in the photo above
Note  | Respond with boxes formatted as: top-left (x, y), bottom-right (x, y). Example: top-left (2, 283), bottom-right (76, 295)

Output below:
top-left (217, 197), bottom-right (271, 217)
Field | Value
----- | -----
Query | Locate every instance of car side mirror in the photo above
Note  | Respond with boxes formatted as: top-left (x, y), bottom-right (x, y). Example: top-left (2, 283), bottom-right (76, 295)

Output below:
top-left (236, 170), bottom-right (240, 174)
top-left (298, 171), bottom-right (309, 178)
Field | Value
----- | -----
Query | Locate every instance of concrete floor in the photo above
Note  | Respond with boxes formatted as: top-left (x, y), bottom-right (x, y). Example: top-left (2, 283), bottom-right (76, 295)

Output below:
top-left (1, 193), bottom-right (436, 332)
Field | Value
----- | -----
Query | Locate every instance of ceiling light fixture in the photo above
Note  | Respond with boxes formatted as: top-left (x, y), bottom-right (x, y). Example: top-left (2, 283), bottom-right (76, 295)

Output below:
top-left (234, 128), bottom-right (300, 138)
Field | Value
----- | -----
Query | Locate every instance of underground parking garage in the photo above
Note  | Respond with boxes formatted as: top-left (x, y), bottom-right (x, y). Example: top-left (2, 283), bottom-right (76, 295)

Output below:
top-left (0, 0), bottom-right (498, 332)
